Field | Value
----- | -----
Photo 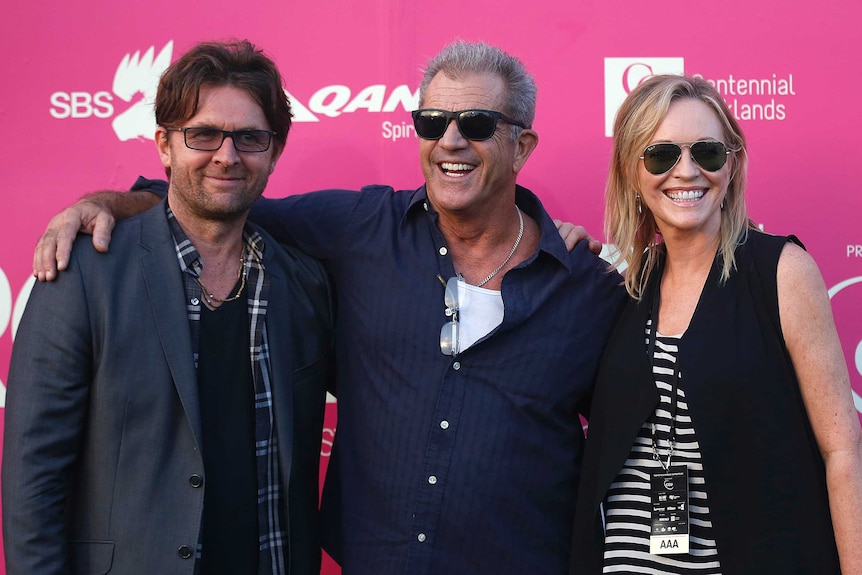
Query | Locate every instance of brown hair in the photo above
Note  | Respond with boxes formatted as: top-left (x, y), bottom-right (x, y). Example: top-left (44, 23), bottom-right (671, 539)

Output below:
top-left (155, 40), bottom-right (292, 150)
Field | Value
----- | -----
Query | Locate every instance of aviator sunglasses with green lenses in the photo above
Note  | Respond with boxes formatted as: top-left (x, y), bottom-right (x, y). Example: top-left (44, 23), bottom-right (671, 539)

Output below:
top-left (640, 140), bottom-right (730, 175)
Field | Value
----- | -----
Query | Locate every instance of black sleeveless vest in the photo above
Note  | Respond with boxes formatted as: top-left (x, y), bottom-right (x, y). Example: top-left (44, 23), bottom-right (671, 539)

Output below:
top-left (572, 231), bottom-right (839, 575)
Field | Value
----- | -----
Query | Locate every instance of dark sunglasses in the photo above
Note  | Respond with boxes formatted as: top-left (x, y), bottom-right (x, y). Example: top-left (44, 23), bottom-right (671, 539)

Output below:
top-left (640, 140), bottom-right (730, 175)
top-left (412, 109), bottom-right (526, 141)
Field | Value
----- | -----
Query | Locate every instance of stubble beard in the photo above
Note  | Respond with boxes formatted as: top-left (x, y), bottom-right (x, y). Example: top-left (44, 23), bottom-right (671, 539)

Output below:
top-left (174, 170), bottom-right (269, 224)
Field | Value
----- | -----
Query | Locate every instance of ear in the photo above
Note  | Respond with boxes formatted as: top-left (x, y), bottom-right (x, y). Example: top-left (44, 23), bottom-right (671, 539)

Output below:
top-left (512, 129), bottom-right (538, 174)
top-left (155, 127), bottom-right (171, 169)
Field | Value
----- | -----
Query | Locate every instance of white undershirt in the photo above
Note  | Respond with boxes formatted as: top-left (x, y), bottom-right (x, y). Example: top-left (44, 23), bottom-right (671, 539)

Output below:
top-left (455, 279), bottom-right (504, 352)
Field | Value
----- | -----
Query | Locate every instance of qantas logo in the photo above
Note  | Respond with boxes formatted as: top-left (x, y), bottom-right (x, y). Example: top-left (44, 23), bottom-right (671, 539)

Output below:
top-left (48, 41), bottom-right (418, 142)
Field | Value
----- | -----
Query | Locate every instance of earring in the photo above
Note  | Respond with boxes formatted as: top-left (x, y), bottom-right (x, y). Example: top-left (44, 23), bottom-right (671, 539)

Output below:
top-left (636, 194), bottom-right (642, 215)
top-left (720, 197), bottom-right (727, 210)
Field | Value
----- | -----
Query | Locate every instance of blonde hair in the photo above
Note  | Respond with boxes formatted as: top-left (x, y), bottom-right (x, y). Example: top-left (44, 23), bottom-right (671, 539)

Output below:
top-left (605, 74), bottom-right (757, 299)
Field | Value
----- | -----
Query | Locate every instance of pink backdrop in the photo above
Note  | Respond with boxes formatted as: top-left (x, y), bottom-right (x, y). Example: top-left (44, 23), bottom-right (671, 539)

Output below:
top-left (1, 1), bottom-right (861, 572)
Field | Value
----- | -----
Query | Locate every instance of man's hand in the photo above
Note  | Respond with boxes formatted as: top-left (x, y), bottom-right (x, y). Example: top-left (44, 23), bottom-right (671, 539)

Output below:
top-left (554, 219), bottom-right (602, 255)
top-left (33, 190), bottom-right (160, 281)
top-left (33, 199), bottom-right (115, 281)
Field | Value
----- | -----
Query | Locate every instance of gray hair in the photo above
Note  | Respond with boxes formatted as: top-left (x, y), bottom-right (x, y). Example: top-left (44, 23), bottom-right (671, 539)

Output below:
top-left (419, 40), bottom-right (536, 137)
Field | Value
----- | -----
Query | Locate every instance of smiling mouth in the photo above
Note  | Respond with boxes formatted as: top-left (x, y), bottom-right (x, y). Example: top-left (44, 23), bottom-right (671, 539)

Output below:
top-left (665, 189), bottom-right (705, 201)
top-left (440, 162), bottom-right (476, 177)
top-left (206, 174), bottom-right (246, 184)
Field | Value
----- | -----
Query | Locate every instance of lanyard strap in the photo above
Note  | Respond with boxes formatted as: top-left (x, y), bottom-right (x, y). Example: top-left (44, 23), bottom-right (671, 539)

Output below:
top-left (646, 267), bottom-right (680, 471)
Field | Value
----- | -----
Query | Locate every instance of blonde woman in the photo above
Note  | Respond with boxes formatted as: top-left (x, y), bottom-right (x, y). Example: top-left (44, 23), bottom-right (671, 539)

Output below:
top-left (572, 75), bottom-right (862, 575)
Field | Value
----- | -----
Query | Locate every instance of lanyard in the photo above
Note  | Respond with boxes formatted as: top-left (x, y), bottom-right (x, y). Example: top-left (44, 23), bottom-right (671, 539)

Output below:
top-left (646, 267), bottom-right (680, 471)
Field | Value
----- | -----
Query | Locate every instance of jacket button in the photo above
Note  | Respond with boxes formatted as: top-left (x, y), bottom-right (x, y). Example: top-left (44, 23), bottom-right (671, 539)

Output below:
top-left (178, 545), bottom-right (193, 559)
top-left (189, 474), bottom-right (203, 488)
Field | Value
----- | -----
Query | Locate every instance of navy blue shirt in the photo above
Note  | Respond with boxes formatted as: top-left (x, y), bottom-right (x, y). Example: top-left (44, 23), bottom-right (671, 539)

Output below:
top-left (136, 179), bottom-right (625, 575)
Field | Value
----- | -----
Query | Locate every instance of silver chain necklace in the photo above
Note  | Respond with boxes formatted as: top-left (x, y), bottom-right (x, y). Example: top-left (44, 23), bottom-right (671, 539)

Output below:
top-left (196, 252), bottom-right (248, 306)
top-left (476, 208), bottom-right (524, 287)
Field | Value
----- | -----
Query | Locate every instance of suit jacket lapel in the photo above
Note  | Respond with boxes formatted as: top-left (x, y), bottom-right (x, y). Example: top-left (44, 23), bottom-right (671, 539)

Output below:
top-left (262, 247), bottom-right (296, 486)
top-left (138, 206), bottom-right (203, 446)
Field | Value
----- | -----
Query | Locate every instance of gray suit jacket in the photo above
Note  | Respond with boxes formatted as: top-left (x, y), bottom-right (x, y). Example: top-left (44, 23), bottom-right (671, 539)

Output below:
top-left (2, 202), bottom-right (335, 575)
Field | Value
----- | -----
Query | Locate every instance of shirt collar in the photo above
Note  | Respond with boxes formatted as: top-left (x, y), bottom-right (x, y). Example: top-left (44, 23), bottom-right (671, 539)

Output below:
top-left (402, 185), bottom-right (432, 222)
top-left (165, 203), bottom-right (266, 277)
top-left (515, 185), bottom-right (574, 272)
top-left (402, 184), bottom-right (574, 272)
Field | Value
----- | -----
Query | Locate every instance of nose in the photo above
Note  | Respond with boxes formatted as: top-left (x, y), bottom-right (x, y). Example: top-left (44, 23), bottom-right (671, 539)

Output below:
top-left (671, 145), bottom-right (700, 177)
top-left (212, 135), bottom-right (242, 164)
top-left (437, 118), bottom-right (468, 149)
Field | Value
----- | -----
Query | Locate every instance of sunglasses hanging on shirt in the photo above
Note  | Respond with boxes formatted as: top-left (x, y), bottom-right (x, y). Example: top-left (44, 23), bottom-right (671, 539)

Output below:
top-left (440, 276), bottom-right (461, 356)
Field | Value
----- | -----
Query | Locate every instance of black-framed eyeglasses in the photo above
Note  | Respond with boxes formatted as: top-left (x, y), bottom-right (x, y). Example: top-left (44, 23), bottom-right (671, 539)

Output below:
top-left (640, 140), bottom-right (729, 175)
top-left (440, 276), bottom-right (461, 356)
top-left (412, 109), bottom-right (526, 141)
top-left (165, 127), bottom-right (276, 153)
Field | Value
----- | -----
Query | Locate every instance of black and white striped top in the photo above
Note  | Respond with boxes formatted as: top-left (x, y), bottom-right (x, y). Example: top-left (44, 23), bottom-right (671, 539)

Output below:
top-left (601, 327), bottom-right (723, 574)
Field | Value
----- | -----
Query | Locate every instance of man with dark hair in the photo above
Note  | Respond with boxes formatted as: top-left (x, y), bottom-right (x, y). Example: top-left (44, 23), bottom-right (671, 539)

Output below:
top-left (30, 40), bottom-right (623, 574)
top-left (3, 40), bottom-right (335, 575)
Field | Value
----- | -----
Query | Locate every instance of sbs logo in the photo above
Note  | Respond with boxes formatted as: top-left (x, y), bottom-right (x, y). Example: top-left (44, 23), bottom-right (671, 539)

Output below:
top-left (48, 41), bottom-right (419, 143)
top-left (49, 42), bottom-right (175, 141)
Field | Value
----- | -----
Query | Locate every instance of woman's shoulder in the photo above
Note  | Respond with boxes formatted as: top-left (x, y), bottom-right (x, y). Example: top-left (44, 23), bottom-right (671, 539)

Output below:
top-left (742, 227), bottom-right (801, 251)
top-left (737, 228), bottom-right (806, 269)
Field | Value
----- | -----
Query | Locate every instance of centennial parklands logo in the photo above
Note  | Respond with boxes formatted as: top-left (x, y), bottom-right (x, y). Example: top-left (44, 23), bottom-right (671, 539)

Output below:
top-left (604, 58), bottom-right (685, 137)
top-left (603, 58), bottom-right (797, 136)
top-left (48, 41), bottom-right (419, 143)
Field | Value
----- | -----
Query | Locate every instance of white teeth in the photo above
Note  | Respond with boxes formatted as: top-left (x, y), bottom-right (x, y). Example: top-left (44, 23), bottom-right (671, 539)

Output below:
top-left (667, 190), bottom-right (705, 201)
top-left (441, 162), bottom-right (476, 176)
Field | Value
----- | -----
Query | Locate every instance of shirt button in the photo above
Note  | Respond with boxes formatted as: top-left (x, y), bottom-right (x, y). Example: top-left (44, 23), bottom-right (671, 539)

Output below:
top-left (417, 533), bottom-right (427, 542)
top-left (440, 420), bottom-right (449, 429)
top-left (428, 475), bottom-right (438, 485)
top-left (189, 474), bottom-right (203, 488)
top-left (191, 297), bottom-right (200, 306)
top-left (439, 246), bottom-right (448, 256)
top-left (178, 546), bottom-right (193, 559)
top-left (453, 362), bottom-right (461, 370)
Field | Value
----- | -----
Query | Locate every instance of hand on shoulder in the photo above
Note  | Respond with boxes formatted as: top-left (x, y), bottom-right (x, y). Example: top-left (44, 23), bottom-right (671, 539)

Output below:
top-left (33, 190), bottom-right (160, 281)
top-left (554, 219), bottom-right (601, 254)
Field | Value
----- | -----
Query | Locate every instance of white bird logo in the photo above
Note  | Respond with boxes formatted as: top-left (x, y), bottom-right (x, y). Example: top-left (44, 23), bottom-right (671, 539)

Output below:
top-left (111, 41), bottom-right (174, 141)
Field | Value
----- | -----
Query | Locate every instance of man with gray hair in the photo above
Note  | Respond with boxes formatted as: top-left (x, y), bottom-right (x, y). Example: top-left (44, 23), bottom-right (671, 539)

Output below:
top-left (32, 40), bottom-right (624, 574)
